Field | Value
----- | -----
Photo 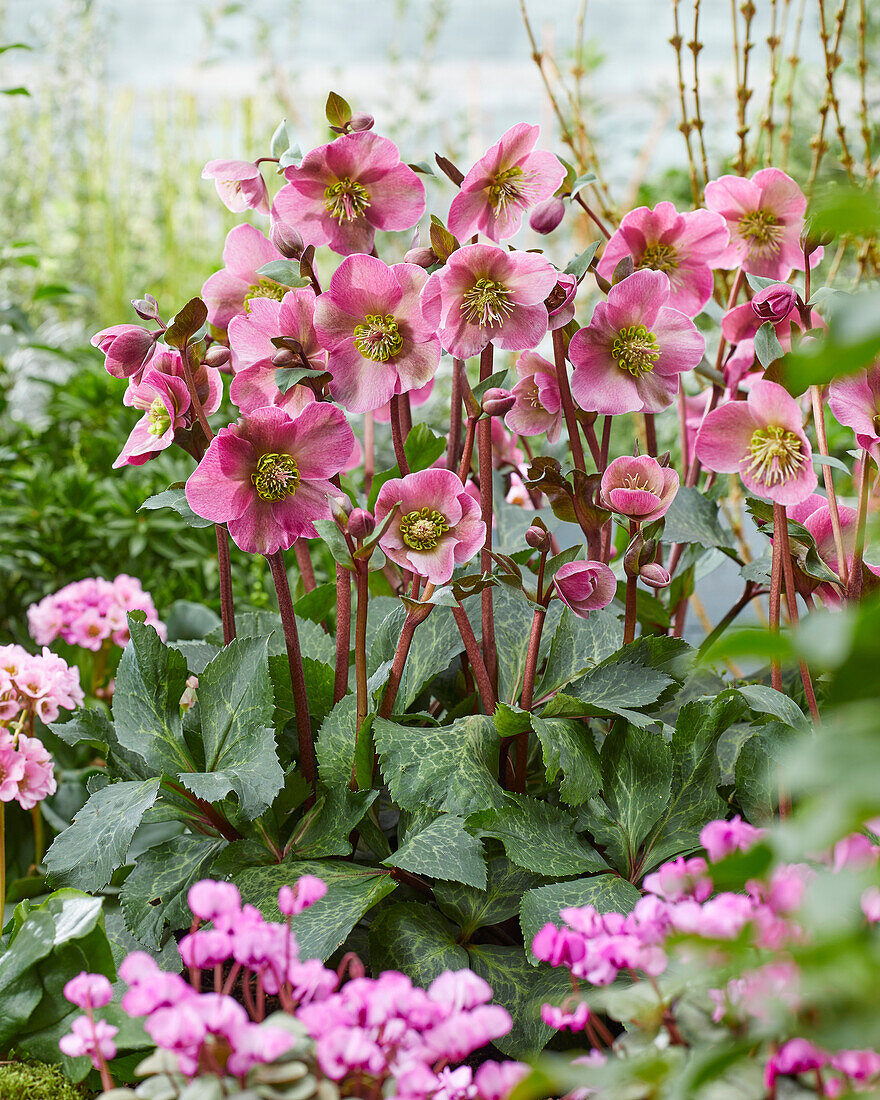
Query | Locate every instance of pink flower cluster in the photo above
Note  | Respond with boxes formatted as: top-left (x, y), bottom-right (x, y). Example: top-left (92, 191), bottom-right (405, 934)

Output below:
top-left (66, 875), bottom-right (526, 1100)
top-left (0, 643), bottom-right (83, 727)
top-left (0, 727), bottom-right (57, 809)
top-left (28, 575), bottom-right (164, 652)
top-left (765, 1040), bottom-right (880, 1096)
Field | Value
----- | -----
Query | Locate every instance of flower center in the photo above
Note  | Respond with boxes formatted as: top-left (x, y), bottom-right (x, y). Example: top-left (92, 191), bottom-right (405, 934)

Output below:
top-left (324, 177), bottom-right (371, 223)
top-left (147, 398), bottom-right (172, 437)
top-left (352, 314), bottom-right (404, 362)
top-left (638, 242), bottom-right (679, 274)
top-left (461, 278), bottom-right (514, 328)
top-left (738, 208), bottom-right (784, 255)
top-left (619, 474), bottom-right (654, 492)
top-left (245, 278), bottom-right (287, 307)
top-left (251, 452), bottom-right (300, 502)
top-left (746, 425), bottom-right (805, 486)
top-left (487, 165), bottom-right (528, 212)
top-left (399, 508), bottom-right (450, 551)
top-left (611, 324), bottom-right (661, 377)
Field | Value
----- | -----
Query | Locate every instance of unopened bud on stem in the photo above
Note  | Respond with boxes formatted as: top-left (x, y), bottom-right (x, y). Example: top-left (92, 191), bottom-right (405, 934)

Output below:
top-left (203, 344), bottom-right (230, 368)
top-left (348, 508), bottom-right (376, 541)
top-left (525, 523), bottom-right (552, 552)
top-left (270, 220), bottom-right (304, 259)
top-left (481, 387), bottom-right (516, 417)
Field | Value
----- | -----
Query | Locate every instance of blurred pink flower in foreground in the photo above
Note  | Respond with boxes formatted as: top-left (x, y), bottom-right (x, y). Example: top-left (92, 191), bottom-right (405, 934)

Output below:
top-left (201, 159), bottom-right (270, 214)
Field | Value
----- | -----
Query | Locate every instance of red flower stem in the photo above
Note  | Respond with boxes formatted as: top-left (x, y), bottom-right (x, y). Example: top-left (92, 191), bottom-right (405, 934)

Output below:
top-left (517, 605), bottom-right (547, 791)
top-left (447, 359), bottom-right (465, 471)
top-left (478, 345), bottom-right (498, 694)
top-left (457, 415), bottom-right (479, 483)
top-left (769, 504), bottom-right (784, 692)
top-left (572, 192), bottom-right (612, 239)
top-left (354, 560), bottom-right (370, 743)
top-left (810, 386), bottom-right (848, 587)
top-left (389, 395), bottom-right (411, 475)
top-left (775, 508), bottom-right (821, 722)
top-left (364, 411), bottom-right (375, 496)
top-left (623, 521), bottom-right (639, 645)
top-left (267, 550), bottom-right (316, 796)
top-left (581, 419), bottom-right (603, 468)
top-left (180, 343), bottom-right (214, 441)
top-left (599, 415), bottom-right (613, 471)
top-left (451, 603), bottom-right (497, 714)
top-left (294, 539), bottom-right (317, 592)
top-left (552, 327), bottom-right (586, 472)
top-left (378, 614), bottom-right (421, 719)
top-left (334, 564), bottom-right (352, 704)
top-left (644, 412), bottom-right (657, 457)
top-left (400, 390), bottom-right (413, 437)
top-left (848, 448), bottom-right (872, 601)
top-left (164, 780), bottom-right (242, 841)
top-left (214, 527), bottom-right (237, 644)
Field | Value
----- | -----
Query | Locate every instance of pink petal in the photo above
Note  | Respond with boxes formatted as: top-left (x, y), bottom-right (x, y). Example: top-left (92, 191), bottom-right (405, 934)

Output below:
top-left (365, 163), bottom-right (426, 231)
top-left (695, 403), bottom-right (758, 473)
top-left (326, 339), bottom-right (399, 413)
top-left (606, 269), bottom-right (670, 328)
top-left (747, 379), bottom-right (805, 434)
top-left (325, 254), bottom-right (403, 319)
top-left (185, 432), bottom-right (255, 522)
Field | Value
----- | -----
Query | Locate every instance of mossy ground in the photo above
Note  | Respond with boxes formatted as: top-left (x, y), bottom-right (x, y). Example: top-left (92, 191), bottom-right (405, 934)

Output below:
top-left (0, 1061), bottom-right (87, 1100)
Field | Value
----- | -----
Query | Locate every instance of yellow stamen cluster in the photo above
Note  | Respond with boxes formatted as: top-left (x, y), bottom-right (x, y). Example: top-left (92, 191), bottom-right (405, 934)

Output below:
top-left (399, 508), bottom-right (449, 551)
top-left (251, 452), bottom-right (300, 502)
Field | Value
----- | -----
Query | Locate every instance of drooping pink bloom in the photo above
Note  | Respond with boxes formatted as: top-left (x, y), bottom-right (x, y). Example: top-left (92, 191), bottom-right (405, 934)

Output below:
top-left (447, 123), bottom-right (565, 243)
top-left (721, 285), bottom-right (823, 355)
top-left (787, 496), bottom-right (880, 605)
top-left (600, 455), bottom-right (680, 522)
top-left (185, 404), bottom-right (355, 556)
top-left (421, 243), bottom-right (557, 360)
top-left (553, 561), bottom-right (617, 619)
top-left (695, 379), bottom-right (817, 505)
top-left (832, 1050), bottom-right (880, 1084)
top-left (278, 875), bottom-right (327, 916)
top-left (273, 131), bottom-right (425, 256)
top-left (530, 195), bottom-right (565, 235)
top-left (59, 1015), bottom-right (118, 1070)
top-left (504, 351), bottom-right (563, 442)
top-left (122, 347), bottom-right (222, 418)
top-left (540, 1000), bottom-right (591, 1032)
top-left (828, 363), bottom-right (880, 461)
top-left (546, 271), bottom-right (578, 330)
top-left (313, 254), bottom-right (440, 413)
top-left (188, 880), bottom-right (242, 923)
top-left (643, 856), bottom-right (713, 902)
top-left (700, 815), bottom-right (767, 862)
top-left (227, 288), bottom-right (326, 414)
top-left (64, 972), bottom-right (114, 1011)
top-left (201, 223), bottom-right (288, 332)
top-left (91, 323), bottom-right (159, 382)
top-left (569, 270), bottom-right (705, 414)
top-left (704, 168), bottom-right (822, 279)
top-left (473, 1060), bottom-right (529, 1100)
top-left (113, 369), bottom-right (191, 468)
top-left (765, 1038), bottom-right (829, 1090)
top-left (202, 159), bottom-right (270, 214)
top-left (374, 468), bottom-right (486, 584)
top-left (862, 886), bottom-right (880, 923)
top-left (597, 202), bottom-right (729, 316)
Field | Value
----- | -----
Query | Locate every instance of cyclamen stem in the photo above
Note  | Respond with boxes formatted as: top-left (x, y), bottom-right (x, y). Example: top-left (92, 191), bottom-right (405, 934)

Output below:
top-left (334, 564), bottom-right (352, 704)
top-left (775, 509), bottom-right (821, 723)
top-left (623, 522), bottom-right (640, 645)
top-left (451, 603), bottom-right (497, 714)
top-left (389, 395), bottom-right (411, 475)
top-left (267, 550), bottom-right (316, 796)
top-left (87, 1008), bottom-right (115, 1093)
top-left (354, 560), bottom-right (370, 742)
top-left (769, 504), bottom-right (785, 692)
top-left (478, 344), bottom-right (498, 693)
top-left (552, 327), bottom-right (587, 472)
top-left (848, 448), bottom-right (872, 602)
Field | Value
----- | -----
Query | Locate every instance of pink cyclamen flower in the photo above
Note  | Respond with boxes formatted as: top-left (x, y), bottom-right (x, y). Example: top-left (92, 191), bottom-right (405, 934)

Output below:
top-left (91, 323), bottom-right (158, 382)
top-left (569, 269), bottom-right (705, 414)
top-left (188, 879), bottom-right (241, 922)
top-left (448, 123), bottom-right (565, 243)
top-left (227, 288), bottom-right (326, 414)
top-left (202, 159), bottom-right (270, 214)
top-left (505, 351), bottom-right (563, 442)
top-left (765, 1039), bottom-right (829, 1090)
top-left (600, 455), bottom-right (680, 522)
top-left (832, 1050), bottom-right (880, 1084)
top-left (185, 404), bottom-right (355, 555)
top-left (201, 223), bottom-right (288, 332)
top-left (375, 468), bottom-right (486, 585)
top-left (828, 363), bottom-right (880, 461)
top-left (314, 254), bottom-right (440, 413)
top-left (597, 202), bottom-right (730, 317)
top-left (421, 243), bottom-right (557, 361)
top-left (59, 1016), bottom-right (118, 1070)
top-left (704, 168), bottom-right (822, 279)
top-left (273, 131), bottom-right (425, 256)
top-left (113, 369), bottom-right (191, 469)
top-left (64, 972), bottom-right (114, 1010)
top-left (540, 1001), bottom-right (591, 1032)
top-left (553, 561), bottom-right (617, 619)
top-left (700, 815), bottom-right (766, 862)
top-left (474, 1061), bottom-right (529, 1100)
top-left (695, 379), bottom-right (818, 505)
top-left (278, 875), bottom-right (327, 916)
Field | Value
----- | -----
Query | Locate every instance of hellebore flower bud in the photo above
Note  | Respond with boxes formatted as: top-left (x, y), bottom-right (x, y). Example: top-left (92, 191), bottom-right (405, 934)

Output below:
top-left (348, 112), bottom-right (375, 132)
top-left (131, 293), bottom-right (160, 321)
top-left (91, 324), bottom-right (159, 382)
top-left (348, 508), bottom-right (376, 541)
top-left (639, 562), bottom-right (672, 588)
top-left (751, 283), bottom-right (798, 324)
top-left (525, 523), bottom-right (552, 552)
top-left (203, 344), bottom-right (230, 368)
top-left (271, 347), bottom-right (297, 367)
top-left (529, 196), bottom-right (566, 235)
top-left (270, 220), bottom-right (304, 259)
top-left (403, 246), bottom-right (438, 269)
top-left (329, 495), bottom-right (353, 527)
top-left (482, 387), bottom-right (516, 417)
top-left (553, 560), bottom-right (617, 620)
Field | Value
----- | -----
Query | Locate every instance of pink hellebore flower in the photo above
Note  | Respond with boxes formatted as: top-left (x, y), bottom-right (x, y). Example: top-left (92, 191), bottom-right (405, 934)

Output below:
top-left (546, 272), bottom-right (578, 330)
top-left (787, 495), bottom-right (880, 605)
top-left (828, 363), bottom-right (880, 461)
top-left (597, 202), bottom-right (730, 317)
top-left (505, 351), bottom-right (563, 443)
top-left (202, 159), bottom-right (270, 214)
top-left (447, 122), bottom-right (565, 243)
top-left (113, 370), bottom-right (191, 468)
top-left (553, 561), bottom-right (617, 620)
top-left (569, 270), bottom-right (705, 415)
top-left (314, 254), bottom-right (440, 413)
top-left (704, 168), bottom-right (821, 280)
top-left (600, 455), bottom-right (680, 523)
top-left (91, 323), bottom-right (158, 382)
top-left (273, 131), bottom-right (425, 256)
top-left (694, 379), bottom-right (818, 506)
top-left (375, 468), bottom-right (486, 585)
top-left (421, 243), bottom-right (557, 361)
top-left (721, 284), bottom-right (822, 353)
top-left (202, 223), bottom-right (288, 332)
top-left (185, 404), bottom-right (355, 556)
top-left (227, 288), bottom-right (326, 414)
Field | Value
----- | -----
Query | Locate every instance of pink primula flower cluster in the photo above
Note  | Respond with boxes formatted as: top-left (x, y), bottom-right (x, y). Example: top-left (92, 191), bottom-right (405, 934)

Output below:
top-left (28, 575), bottom-right (164, 651)
top-left (0, 643), bottom-right (83, 727)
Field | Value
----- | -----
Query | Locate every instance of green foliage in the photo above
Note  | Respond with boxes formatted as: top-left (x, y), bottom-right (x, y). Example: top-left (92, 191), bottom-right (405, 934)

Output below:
top-left (0, 1060), bottom-right (86, 1100)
